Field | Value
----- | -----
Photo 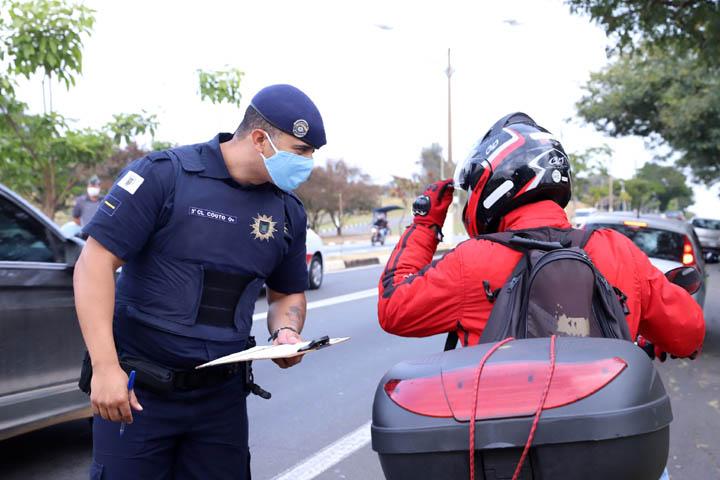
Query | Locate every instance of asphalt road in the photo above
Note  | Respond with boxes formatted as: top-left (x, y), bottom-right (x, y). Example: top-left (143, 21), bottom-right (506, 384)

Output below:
top-left (2, 263), bottom-right (719, 479)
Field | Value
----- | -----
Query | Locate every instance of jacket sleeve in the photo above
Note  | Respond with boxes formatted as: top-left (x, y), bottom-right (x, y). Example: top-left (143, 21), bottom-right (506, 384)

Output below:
top-left (377, 224), bottom-right (463, 337)
top-left (633, 244), bottom-right (706, 357)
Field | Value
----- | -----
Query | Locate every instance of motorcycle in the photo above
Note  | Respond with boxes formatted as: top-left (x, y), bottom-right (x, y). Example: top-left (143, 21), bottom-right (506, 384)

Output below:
top-left (371, 266), bottom-right (702, 480)
top-left (371, 225), bottom-right (389, 246)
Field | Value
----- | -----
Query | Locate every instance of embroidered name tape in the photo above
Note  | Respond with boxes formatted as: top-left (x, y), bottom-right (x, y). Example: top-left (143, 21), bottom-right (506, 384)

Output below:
top-left (118, 170), bottom-right (145, 195)
top-left (189, 207), bottom-right (238, 224)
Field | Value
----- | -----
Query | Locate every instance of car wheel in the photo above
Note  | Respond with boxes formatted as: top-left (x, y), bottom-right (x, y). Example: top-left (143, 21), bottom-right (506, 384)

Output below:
top-left (308, 255), bottom-right (323, 289)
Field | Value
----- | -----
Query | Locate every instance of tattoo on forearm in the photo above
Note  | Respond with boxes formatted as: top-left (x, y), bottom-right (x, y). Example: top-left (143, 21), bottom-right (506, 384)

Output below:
top-left (286, 305), bottom-right (304, 329)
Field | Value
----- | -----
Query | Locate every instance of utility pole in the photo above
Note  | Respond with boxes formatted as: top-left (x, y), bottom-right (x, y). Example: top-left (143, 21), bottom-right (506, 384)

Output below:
top-left (608, 175), bottom-right (614, 212)
top-left (444, 48), bottom-right (454, 179)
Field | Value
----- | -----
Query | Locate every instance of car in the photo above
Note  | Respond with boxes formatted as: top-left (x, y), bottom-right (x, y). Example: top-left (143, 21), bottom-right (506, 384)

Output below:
top-left (305, 227), bottom-right (324, 289)
top-left (571, 207), bottom-right (597, 228)
top-left (0, 182), bottom-right (90, 441)
top-left (690, 217), bottom-right (720, 255)
top-left (584, 213), bottom-right (706, 308)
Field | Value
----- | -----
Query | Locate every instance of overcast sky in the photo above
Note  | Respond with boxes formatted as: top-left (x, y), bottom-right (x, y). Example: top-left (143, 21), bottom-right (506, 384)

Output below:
top-left (13, 0), bottom-right (720, 216)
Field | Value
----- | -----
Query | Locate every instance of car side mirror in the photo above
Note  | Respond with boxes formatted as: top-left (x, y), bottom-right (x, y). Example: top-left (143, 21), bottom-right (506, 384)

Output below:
top-left (665, 266), bottom-right (702, 295)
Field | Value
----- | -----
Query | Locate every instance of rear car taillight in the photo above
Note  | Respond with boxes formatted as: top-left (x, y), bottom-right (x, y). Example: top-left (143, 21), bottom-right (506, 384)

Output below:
top-left (682, 236), bottom-right (696, 266)
top-left (384, 357), bottom-right (627, 420)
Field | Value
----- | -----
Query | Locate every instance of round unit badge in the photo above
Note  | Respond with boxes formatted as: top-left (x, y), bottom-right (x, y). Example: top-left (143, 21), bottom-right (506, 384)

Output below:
top-left (552, 169), bottom-right (562, 183)
top-left (293, 119), bottom-right (309, 138)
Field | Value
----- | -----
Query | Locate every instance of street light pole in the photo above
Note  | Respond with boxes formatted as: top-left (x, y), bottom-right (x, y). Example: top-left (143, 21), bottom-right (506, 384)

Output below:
top-left (443, 48), bottom-right (456, 243)
top-left (445, 48), bottom-right (454, 179)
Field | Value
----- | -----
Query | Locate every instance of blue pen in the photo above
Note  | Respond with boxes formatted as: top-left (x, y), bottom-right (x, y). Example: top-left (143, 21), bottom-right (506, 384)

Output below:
top-left (119, 370), bottom-right (136, 436)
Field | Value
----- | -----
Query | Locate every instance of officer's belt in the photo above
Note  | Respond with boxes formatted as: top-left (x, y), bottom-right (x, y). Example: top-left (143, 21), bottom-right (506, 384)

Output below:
top-left (78, 337), bottom-right (272, 398)
top-left (119, 355), bottom-right (244, 393)
top-left (197, 269), bottom-right (255, 328)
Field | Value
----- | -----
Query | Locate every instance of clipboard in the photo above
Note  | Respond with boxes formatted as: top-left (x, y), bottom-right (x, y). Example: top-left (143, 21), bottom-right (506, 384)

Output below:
top-left (195, 336), bottom-right (350, 369)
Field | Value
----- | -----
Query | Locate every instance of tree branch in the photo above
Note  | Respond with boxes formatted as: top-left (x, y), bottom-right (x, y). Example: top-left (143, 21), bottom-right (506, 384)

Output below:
top-left (1, 108), bottom-right (41, 164)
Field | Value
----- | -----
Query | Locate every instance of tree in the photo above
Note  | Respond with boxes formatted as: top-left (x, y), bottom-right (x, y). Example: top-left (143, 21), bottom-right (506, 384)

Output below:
top-left (634, 163), bottom-right (693, 211)
top-left (624, 178), bottom-right (658, 213)
top-left (567, 1), bottom-right (720, 184)
top-left (107, 112), bottom-right (158, 145)
top-left (389, 175), bottom-right (421, 227)
top-left (197, 67), bottom-right (244, 107)
top-left (1, 0), bottom-right (95, 90)
top-left (622, 163), bottom-right (693, 214)
top-left (304, 160), bottom-right (380, 236)
top-left (295, 167), bottom-right (331, 231)
top-left (417, 143), bottom-right (456, 186)
top-left (568, 145), bottom-right (612, 207)
top-left (566, 0), bottom-right (720, 64)
top-left (0, 0), bottom-right (158, 218)
top-left (575, 47), bottom-right (720, 184)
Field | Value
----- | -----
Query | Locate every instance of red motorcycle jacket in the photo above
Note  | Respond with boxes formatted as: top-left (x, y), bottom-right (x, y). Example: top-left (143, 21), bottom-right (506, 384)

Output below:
top-left (378, 200), bottom-right (705, 357)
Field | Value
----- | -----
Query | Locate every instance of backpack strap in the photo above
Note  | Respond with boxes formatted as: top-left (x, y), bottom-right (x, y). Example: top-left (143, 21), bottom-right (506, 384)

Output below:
top-left (579, 226), bottom-right (597, 248)
top-left (476, 231), bottom-right (518, 249)
top-left (443, 331), bottom-right (459, 351)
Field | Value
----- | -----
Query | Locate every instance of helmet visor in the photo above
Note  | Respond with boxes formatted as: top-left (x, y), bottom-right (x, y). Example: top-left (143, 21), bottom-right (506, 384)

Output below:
top-left (453, 139), bottom-right (489, 193)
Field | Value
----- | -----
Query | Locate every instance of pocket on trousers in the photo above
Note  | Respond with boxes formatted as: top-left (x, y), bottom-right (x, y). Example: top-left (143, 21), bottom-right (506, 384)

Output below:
top-left (90, 460), bottom-right (104, 479)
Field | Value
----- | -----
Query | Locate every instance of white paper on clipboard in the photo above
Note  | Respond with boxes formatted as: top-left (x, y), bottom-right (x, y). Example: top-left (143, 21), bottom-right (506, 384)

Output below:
top-left (195, 337), bottom-right (350, 369)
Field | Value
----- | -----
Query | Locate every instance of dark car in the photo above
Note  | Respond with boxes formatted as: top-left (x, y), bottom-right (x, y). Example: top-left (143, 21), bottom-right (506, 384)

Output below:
top-left (584, 213), bottom-right (706, 308)
top-left (0, 183), bottom-right (90, 441)
top-left (691, 217), bottom-right (720, 254)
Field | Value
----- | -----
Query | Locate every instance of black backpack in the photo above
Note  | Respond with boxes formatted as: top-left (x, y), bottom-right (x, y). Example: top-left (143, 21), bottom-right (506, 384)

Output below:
top-left (444, 227), bottom-right (632, 350)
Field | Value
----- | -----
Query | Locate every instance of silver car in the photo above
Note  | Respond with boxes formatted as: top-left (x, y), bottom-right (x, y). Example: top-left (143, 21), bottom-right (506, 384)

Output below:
top-left (584, 213), bottom-right (706, 308)
top-left (691, 217), bottom-right (720, 254)
top-left (0, 183), bottom-right (90, 441)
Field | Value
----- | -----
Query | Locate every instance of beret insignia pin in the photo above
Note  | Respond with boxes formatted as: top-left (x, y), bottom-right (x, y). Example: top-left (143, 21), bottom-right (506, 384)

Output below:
top-left (293, 119), bottom-right (309, 138)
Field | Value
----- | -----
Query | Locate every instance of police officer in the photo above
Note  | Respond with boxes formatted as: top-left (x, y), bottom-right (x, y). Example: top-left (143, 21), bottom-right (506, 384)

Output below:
top-left (73, 84), bottom-right (325, 479)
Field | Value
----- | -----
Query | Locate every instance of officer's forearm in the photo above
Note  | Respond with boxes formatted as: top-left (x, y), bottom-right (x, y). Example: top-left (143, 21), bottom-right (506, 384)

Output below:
top-left (73, 238), bottom-right (123, 369)
top-left (266, 290), bottom-right (307, 335)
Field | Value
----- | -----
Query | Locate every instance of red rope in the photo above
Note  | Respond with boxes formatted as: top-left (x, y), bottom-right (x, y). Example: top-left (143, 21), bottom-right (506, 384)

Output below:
top-left (511, 335), bottom-right (557, 480)
top-left (469, 337), bottom-right (515, 480)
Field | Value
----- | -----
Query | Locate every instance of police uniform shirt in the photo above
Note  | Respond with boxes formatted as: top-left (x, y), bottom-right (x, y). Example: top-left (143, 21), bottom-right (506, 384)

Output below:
top-left (82, 133), bottom-right (308, 368)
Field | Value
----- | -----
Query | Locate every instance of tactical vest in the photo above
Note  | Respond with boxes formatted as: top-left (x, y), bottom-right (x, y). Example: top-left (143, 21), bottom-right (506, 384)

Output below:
top-left (115, 145), bottom-right (297, 341)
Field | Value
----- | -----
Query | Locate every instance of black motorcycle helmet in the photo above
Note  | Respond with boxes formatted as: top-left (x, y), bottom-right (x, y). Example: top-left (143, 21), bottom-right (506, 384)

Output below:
top-left (453, 112), bottom-right (572, 236)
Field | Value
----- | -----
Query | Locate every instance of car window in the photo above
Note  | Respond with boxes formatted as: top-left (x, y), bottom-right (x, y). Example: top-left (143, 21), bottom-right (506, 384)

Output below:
top-left (692, 218), bottom-right (720, 230)
top-left (593, 223), bottom-right (685, 262)
top-left (0, 196), bottom-right (61, 262)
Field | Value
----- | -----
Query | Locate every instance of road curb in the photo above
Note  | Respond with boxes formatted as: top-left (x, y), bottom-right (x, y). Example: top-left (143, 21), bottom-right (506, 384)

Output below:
top-left (344, 257), bottom-right (380, 268)
top-left (325, 247), bottom-right (455, 273)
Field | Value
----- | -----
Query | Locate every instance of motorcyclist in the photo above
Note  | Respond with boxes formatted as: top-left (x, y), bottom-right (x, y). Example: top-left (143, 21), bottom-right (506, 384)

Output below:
top-left (374, 212), bottom-right (389, 230)
top-left (372, 212), bottom-right (389, 243)
top-left (377, 112), bottom-right (705, 358)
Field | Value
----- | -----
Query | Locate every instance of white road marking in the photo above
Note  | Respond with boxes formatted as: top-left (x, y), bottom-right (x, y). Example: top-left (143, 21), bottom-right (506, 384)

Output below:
top-left (271, 421), bottom-right (372, 480)
top-left (326, 263), bottom-right (384, 275)
top-left (253, 288), bottom-right (378, 323)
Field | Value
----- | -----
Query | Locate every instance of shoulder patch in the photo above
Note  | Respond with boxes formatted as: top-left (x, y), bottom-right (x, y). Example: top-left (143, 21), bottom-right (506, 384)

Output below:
top-left (118, 170), bottom-right (145, 195)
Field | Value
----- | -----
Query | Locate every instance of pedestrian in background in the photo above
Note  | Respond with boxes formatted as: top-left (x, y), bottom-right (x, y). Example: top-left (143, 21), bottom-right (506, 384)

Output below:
top-left (73, 175), bottom-right (103, 227)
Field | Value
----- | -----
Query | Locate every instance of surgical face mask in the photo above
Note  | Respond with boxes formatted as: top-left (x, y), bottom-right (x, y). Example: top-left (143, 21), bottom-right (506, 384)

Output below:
top-left (259, 132), bottom-right (313, 192)
top-left (87, 186), bottom-right (101, 197)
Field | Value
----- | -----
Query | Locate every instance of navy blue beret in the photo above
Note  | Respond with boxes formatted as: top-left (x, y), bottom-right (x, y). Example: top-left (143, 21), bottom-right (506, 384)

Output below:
top-left (250, 84), bottom-right (326, 149)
